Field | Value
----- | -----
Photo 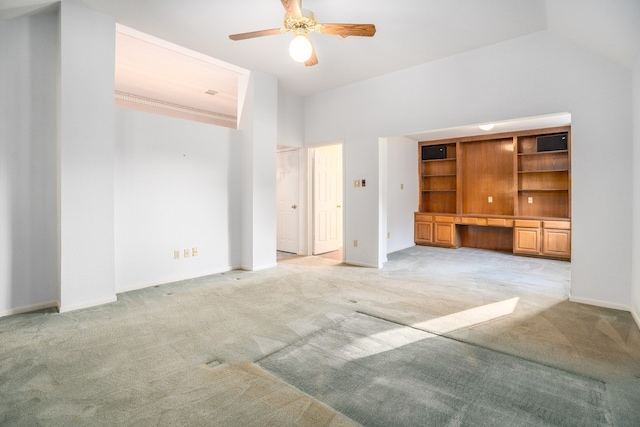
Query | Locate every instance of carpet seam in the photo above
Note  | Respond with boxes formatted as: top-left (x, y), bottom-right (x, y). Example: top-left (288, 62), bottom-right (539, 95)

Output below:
top-left (353, 309), bottom-right (608, 386)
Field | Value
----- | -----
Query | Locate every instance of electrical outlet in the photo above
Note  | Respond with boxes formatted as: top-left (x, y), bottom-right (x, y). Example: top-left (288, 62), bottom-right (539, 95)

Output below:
top-left (387, 232), bottom-right (390, 239)
top-left (353, 239), bottom-right (358, 248)
top-left (184, 248), bottom-right (190, 258)
top-left (400, 183), bottom-right (404, 190)
top-left (488, 196), bottom-right (493, 203)
top-left (192, 247), bottom-right (198, 256)
top-left (361, 179), bottom-right (366, 187)
top-left (528, 197), bottom-right (533, 204)
top-left (354, 180), bottom-right (360, 188)
top-left (174, 250), bottom-right (180, 260)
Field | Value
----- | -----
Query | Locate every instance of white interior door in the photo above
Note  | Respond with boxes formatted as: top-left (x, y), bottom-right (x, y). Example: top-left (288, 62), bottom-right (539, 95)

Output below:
top-left (276, 150), bottom-right (299, 253)
top-left (313, 144), bottom-right (343, 255)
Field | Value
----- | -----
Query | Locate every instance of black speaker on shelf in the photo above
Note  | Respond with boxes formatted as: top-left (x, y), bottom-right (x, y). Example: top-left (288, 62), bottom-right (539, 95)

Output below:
top-left (537, 133), bottom-right (568, 152)
top-left (422, 145), bottom-right (447, 160)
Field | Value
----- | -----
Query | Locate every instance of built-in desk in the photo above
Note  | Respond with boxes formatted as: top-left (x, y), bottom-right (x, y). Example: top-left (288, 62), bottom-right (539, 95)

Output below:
top-left (414, 213), bottom-right (570, 260)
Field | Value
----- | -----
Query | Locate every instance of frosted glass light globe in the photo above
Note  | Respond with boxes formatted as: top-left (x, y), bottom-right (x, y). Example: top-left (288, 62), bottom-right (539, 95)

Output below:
top-left (289, 35), bottom-right (312, 62)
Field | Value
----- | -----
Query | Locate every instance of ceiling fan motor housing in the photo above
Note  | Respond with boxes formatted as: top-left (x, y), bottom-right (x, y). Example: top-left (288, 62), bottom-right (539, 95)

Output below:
top-left (284, 9), bottom-right (317, 35)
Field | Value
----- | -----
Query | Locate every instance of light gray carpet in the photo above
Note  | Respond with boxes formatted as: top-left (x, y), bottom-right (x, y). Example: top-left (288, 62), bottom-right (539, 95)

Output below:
top-left (1, 246), bottom-right (638, 426)
top-left (259, 312), bottom-right (611, 427)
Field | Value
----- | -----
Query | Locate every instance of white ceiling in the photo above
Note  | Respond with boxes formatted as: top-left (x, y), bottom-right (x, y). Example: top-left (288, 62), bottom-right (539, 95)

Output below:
top-left (80, 0), bottom-right (552, 96)
top-left (85, 0), bottom-right (640, 95)
top-left (2, 0), bottom-right (639, 133)
top-left (5, 0), bottom-right (638, 96)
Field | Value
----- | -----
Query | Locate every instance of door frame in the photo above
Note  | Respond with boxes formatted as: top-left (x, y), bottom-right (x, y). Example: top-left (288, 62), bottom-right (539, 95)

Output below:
top-left (306, 142), bottom-right (345, 259)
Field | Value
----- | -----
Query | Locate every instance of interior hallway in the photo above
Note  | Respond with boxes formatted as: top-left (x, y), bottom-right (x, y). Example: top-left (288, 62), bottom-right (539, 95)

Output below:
top-left (1, 246), bottom-right (639, 425)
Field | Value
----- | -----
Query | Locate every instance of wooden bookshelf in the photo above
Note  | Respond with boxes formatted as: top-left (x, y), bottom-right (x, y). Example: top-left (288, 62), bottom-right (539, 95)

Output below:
top-left (415, 126), bottom-right (571, 259)
top-left (419, 143), bottom-right (457, 214)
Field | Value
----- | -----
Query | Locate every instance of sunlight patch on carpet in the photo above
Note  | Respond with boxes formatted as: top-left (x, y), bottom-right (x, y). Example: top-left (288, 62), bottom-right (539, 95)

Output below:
top-left (258, 312), bottom-right (611, 427)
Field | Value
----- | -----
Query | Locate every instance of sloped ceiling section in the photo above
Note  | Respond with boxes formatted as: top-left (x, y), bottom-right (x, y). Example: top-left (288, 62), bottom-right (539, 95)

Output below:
top-left (76, 0), bottom-right (551, 96)
top-left (3, 1), bottom-right (638, 127)
top-left (0, 0), bottom-right (58, 19)
top-left (115, 26), bottom-right (248, 128)
top-left (545, 0), bottom-right (640, 69)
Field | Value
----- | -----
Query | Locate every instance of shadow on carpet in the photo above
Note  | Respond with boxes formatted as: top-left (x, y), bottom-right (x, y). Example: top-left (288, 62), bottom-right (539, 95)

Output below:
top-left (257, 313), bottom-right (611, 427)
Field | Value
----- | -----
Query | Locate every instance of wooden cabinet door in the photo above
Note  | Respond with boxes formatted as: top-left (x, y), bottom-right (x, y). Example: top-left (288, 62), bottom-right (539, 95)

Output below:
top-left (514, 227), bottom-right (541, 255)
top-left (433, 223), bottom-right (456, 247)
top-left (543, 229), bottom-right (571, 259)
top-left (415, 221), bottom-right (433, 244)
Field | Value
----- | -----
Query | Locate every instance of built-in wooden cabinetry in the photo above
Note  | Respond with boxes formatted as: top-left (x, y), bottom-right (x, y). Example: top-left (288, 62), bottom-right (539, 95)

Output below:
top-left (415, 126), bottom-right (571, 260)
top-left (414, 214), bottom-right (459, 248)
top-left (420, 143), bottom-right (457, 214)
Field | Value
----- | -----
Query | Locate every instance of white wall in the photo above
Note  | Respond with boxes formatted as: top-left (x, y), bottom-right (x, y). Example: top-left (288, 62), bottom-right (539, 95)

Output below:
top-left (304, 30), bottom-right (634, 309)
top-left (378, 138), bottom-right (388, 264)
top-left (239, 71), bottom-right (278, 270)
top-left (58, 1), bottom-right (117, 312)
top-left (278, 84), bottom-right (304, 148)
top-left (114, 108), bottom-right (240, 291)
top-left (0, 12), bottom-right (58, 316)
top-left (632, 55), bottom-right (640, 326)
top-left (386, 136), bottom-right (419, 254)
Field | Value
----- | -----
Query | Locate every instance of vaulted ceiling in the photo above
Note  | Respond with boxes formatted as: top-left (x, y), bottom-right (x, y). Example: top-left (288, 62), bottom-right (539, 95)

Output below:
top-left (2, 0), bottom-right (639, 132)
top-left (4, 0), bottom-right (639, 97)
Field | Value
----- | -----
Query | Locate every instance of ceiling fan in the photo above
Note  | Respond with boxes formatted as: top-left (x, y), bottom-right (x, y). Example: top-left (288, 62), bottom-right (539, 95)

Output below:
top-left (228, 0), bottom-right (376, 66)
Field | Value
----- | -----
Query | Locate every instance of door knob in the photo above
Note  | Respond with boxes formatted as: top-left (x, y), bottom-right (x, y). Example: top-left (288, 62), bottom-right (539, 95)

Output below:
top-left (336, 205), bottom-right (341, 208)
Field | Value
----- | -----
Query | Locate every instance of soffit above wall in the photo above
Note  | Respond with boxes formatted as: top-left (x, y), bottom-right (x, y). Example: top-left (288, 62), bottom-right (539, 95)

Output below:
top-left (115, 25), bottom-right (248, 128)
top-left (545, 0), bottom-right (640, 69)
top-left (405, 113), bottom-right (572, 142)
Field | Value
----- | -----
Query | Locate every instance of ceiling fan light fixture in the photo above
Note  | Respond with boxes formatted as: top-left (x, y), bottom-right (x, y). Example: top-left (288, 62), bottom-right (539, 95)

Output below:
top-left (289, 35), bottom-right (313, 63)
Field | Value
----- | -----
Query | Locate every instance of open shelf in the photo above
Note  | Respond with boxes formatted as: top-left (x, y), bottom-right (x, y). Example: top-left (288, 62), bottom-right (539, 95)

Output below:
top-left (419, 142), bottom-right (457, 213)
top-left (518, 169), bottom-right (568, 174)
top-left (516, 132), bottom-right (570, 218)
top-left (422, 190), bottom-right (456, 193)
top-left (518, 149), bottom-right (569, 156)
top-left (420, 190), bottom-right (456, 214)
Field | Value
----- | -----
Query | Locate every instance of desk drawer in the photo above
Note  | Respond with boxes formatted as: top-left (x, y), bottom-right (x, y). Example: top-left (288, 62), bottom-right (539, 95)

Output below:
top-left (543, 220), bottom-right (570, 230)
top-left (487, 218), bottom-right (513, 227)
top-left (460, 217), bottom-right (478, 225)
top-left (514, 219), bottom-right (541, 228)
top-left (434, 215), bottom-right (455, 224)
top-left (415, 213), bottom-right (433, 222)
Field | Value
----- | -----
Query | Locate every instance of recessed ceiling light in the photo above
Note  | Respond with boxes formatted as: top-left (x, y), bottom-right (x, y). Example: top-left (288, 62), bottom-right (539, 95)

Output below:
top-left (204, 90), bottom-right (218, 96)
top-left (479, 124), bottom-right (495, 131)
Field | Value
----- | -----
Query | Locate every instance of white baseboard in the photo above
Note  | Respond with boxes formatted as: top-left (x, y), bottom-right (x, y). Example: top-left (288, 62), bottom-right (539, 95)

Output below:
top-left (58, 295), bottom-right (118, 313)
top-left (237, 262), bottom-right (278, 272)
top-left (0, 300), bottom-right (59, 318)
top-left (568, 296), bottom-right (631, 312)
top-left (116, 266), bottom-right (235, 293)
top-left (344, 259), bottom-right (381, 268)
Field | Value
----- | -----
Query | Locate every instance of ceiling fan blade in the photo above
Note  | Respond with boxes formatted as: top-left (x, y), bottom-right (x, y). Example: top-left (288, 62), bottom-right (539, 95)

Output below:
top-left (305, 41), bottom-right (318, 66)
top-left (281, 0), bottom-right (302, 17)
top-left (317, 23), bottom-right (376, 37)
top-left (229, 28), bottom-right (283, 41)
